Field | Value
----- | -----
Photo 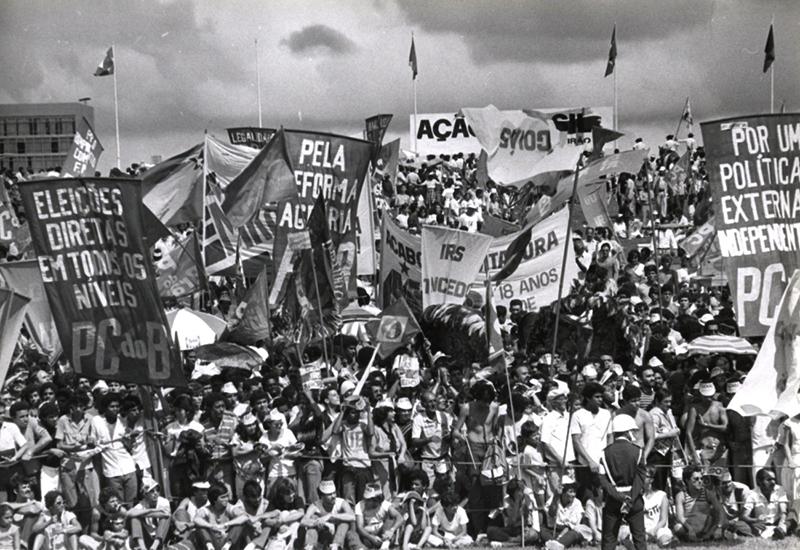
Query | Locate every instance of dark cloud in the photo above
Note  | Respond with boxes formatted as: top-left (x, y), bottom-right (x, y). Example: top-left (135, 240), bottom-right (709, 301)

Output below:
top-left (281, 24), bottom-right (357, 56)
top-left (397, 0), bottom-right (715, 64)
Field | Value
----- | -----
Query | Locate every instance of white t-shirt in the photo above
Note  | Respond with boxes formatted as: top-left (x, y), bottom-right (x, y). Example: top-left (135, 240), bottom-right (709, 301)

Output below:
top-left (0, 421), bottom-right (26, 454)
top-left (89, 415), bottom-right (137, 478)
top-left (643, 490), bottom-right (667, 533)
top-left (540, 410), bottom-right (575, 464)
top-left (570, 408), bottom-right (612, 465)
top-left (259, 429), bottom-right (297, 478)
top-left (355, 500), bottom-right (392, 534)
top-left (432, 505), bottom-right (469, 534)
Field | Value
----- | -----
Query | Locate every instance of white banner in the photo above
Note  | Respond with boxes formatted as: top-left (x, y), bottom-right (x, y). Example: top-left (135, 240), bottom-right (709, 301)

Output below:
top-left (356, 176), bottom-right (375, 275)
top-left (483, 208), bottom-right (579, 311)
top-left (422, 226), bottom-right (493, 309)
top-left (379, 215), bottom-right (422, 309)
top-left (411, 106), bottom-right (613, 157)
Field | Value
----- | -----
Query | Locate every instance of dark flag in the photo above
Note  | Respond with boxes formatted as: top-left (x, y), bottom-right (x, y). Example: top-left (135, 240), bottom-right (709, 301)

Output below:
top-left (367, 297), bottom-right (421, 359)
top-left (0, 290), bottom-right (29, 387)
top-left (18, 178), bottom-right (185, 387)
top-left (224, 267), bottom-right (271, 345)
top-left (155, 232), bottom-right (205, 298)
top-left (141, 143), bottom-right (204, 226)
top-left (763, 24), bottom-right (775, 73)
top-left (62, 118), bottom-right (103, 177)
top-left (222, 128), bottom-right (297, 229)
top-left (94, 47), bottom-right (114, 76)
top-left (591, 126), bottom-right (624, 159)
top-left (409, 37), bottom-right (418, 79)
top-left (492, 225), bottom-right (532, 282)
top-left (604, 25), bottom-right (617, 77)
top-left (681, 97), bottom-right (694, 126)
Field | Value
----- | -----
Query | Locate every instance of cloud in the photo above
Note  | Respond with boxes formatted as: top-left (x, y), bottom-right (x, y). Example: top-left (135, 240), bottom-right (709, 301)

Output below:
top-left (281, 24), bottom-right (357, 56)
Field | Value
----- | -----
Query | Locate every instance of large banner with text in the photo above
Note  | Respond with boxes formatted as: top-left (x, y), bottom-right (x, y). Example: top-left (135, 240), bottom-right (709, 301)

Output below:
top-left (702, 113), bottom-right (800, 336)
top-left (18, 178), bottom-right (184, 386)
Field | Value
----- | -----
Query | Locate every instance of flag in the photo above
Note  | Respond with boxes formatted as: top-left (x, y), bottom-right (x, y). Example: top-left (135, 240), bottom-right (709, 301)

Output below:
top-left (728, 268), bottom-right (800, 417)
top-left (409, 36), bottom-right (418, 79)
top-left (367, 298), bottom-right (421, 359)
top-left (94, 46), bottom-right (114, 76)
top-left (492, 225), bottom-right (532, 282)
top-left (141, 143), bottom-right (204, 226)
top-left (604, 25), bottom-right (616, 77)
top-left (681, 97), bottom-right (694, 126)
top-left (154, 233), bottom-right (205, 298)
top-left (0, 290), bottom-right (29, 387)
top-left (0, 261), bottom-right (61, 363)
top-left (763, 24), bottom-right (775, 73)
top-left (61, 117), bottom-right (103, 177)
top-left (224, 267), bottom-right (271, 345)
top-left (222, 128), bottom-right (296, 229)
top-left (591, 126), bottom-right (624, 159)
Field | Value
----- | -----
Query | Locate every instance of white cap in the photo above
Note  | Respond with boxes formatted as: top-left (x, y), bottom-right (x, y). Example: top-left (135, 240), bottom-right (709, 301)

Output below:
top-left (581, 364), bottom-right (598, 379)
top-left (340, 380), bottom-right (356, 395)
top-left (268, 409), bottom-right (284, 422)
top-left (648, 357), bottom-right (664, 368)
top-left (698, 313), bottom-right (715, 326)
top-left (699, 381), bottom-right (716, 397)
top-left (92, 380), bottom-right (109, 392)
top-left (319, 480), bottom-right (336, 494)
top-left (142, 478), bottom-right (159, 493)
top-left (395, 397), bottom-right (413, 411)
top-left (612, 414), bottom-right (639, 434)
top-left (221, 382), bottom-right (237, 394)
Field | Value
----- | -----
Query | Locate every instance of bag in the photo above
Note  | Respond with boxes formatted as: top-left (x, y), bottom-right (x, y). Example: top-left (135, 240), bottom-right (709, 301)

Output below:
top-left (480, 436), bottom-right (508, 487)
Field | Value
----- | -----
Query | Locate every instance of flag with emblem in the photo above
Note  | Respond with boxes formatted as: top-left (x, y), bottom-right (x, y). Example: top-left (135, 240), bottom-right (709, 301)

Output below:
top-left (368, 297), bottom-right (421, 359)
top-left (604, 25), bottom-right (616, 77)
top-left (94, 47), bottom-right (114, 76)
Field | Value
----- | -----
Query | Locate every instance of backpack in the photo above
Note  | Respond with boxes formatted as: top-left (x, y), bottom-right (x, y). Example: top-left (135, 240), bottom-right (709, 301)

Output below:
top-left (479, 436), bottom-right (508, 487)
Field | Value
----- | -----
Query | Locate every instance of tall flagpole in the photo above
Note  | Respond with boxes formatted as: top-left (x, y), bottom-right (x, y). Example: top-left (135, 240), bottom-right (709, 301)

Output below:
top-left (112, 43), bottom-right (121, 168)
top-left (613, 25), bottom-right (618, 135)
top-left (412, 32), bottom-right (418, 155)
top-left (201, 130), bottom-right (209, 311)
top-left (255, 39), bottom-right (263, 127)
top-left (770, 16), bottom-right (775, 114)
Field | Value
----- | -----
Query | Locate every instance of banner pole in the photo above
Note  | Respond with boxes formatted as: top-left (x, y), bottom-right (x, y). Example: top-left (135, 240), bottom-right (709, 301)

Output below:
top-left (770, 16), bottom-right (775, 114)
top-left (646, 167), bottom-right (665, 313)
top-left (308, 251), bottom-right (332, 369)
top-left (412, 33), bottom-right (418, 155)
top-left (549, 159), bottom-right (582, 364)
top-left (255, 38), bottom-right (263, 127)
top-left (200, 132), bottom-right (209, 311)
top-left (112, 43), bottom-right (121, 169)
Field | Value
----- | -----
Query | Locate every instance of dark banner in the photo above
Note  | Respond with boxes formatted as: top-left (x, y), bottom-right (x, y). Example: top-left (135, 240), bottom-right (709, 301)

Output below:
top-left (270, 130), bottom-right (372, 307)
top-left (17, 178), bottom-right (185, 386)
top-left (226, 127), bottom-right (276, 149)
top-left (365, 114), bottom-right (393, 159)
top-left (61, 117), bottom-right (103, 177)
top-left (701, 113), bottom-right (800, 336)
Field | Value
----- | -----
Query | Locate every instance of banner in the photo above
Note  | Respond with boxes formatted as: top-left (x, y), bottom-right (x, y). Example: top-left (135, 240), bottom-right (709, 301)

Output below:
top-left (701, 113), bottom-right (800, 336)
top-left (379, 214), bottom-right (422, 310)
top-left (421, 226), bottom-right (493, 309)
top-left (226, 127), bottom-right (276, 149)
top-left (485, 207), bottom-right (579, 310)
top-left (481, 213), bottom-right (520, 237)
top-left (411, 107), bottom-right (613, 156)
top-left (272, 130), bottom-right (372, 307)
top-left (356, 176), bottom-right (376, 275)
top-left (154, 233), bottom-right (204, 298)
top-left (461, 105), bottom-right (551, 185)
top-left (0, 260), bottom-right (61, 362)
top-left (18, 178), bottom-right (185, 386)
top-left (0, 202), bottom-right (32, 255)
top-left (365, 114), bottom-right (393, 154)
top-left (0, 290), bottom-right (29, 387)
top-left (578, 181), bottom-right (613, 228)
top-left (61, 117), bottom-right (103, 177)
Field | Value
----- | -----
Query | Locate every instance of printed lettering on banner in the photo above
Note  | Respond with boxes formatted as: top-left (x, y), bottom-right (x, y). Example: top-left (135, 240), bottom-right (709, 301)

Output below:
top-left (701, 113), bottom-right (800, 336)
top-left (17, 178), bottom-right (185, 387)
top-left (300, 361), bottom-right (323, 391)
top-left (379, 215), bottom-right (422, 310)
top-left (393, 354), bottom-right (420, 388)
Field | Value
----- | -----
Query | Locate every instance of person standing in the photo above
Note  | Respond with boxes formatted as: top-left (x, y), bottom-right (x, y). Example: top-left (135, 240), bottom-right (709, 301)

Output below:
top-left (89, 393), bottom-right (138, 506)
top-left (597, 414), bottom-right (647, 550)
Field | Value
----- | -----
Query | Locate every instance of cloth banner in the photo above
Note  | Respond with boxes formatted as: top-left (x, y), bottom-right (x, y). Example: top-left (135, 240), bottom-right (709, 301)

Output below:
top-left (484, 207), bottom-right (579, 310)
top-left (578, 180), bottom-right (613, 228)
top-left (0, 290), bottom-right (29, 387)
top-left (421, 226), bottom-right (493, 309)
top-left (356, 175), bottom-right (376, 275)
top-left (154, 233), bottom-right (204, 298)
top-left (379, 215), bottom-right (422, 310)
top-left (272, 130), bottom-right (372, 307)
top-left (365, 114), bottom-right (393, 158)
top-left (226, 127), bottom-right (276, 149)
top-left (142, 144), bottom-right (204, 226)
top-left (367, 297), bottom-right (422, 359)
top-left (18, 178), bottom-right (185, 386)
top-left (482, 213), bottom-right (519, 237)
top-left (0, 260), bottom-right (61, 362)
top-left (61, 117), bottom-right (103, 177)
top-left (701, 113), bottom-right (800, 336)
top-left (461, 105), bottom-right (551, 185)
top-left (0, 202), bottom-right (32, 256)
top-left (225, 267), bottom-right (271, 346)
top-left (728, 268), bottom-right (800, 417)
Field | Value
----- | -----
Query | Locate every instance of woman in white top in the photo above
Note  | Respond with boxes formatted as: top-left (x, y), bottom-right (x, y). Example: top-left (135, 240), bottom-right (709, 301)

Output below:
top-left (428, 490), bottom-right (473, 547)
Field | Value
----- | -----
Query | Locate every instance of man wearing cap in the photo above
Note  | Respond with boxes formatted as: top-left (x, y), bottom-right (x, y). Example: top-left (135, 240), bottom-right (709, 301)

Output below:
top-left (355, 482), bottom-right (403, 549)
top-left (598, 414), bottom-right (647, 550)
top-left (721, 377), bottom-right (753, 486)
top-left (413, 391), bottom-right (452, 488)
top-left (301, 480), bottom-right (359, 550)
top-left (685, 379), bottom-right (727, 466)
top-left (128, 478), bottom-right (171, 550)
top-left (172, 481), bottom-right (210, 543)
top-left (332, 396), bottom-right (374, 504)
top-left (221, 383), bottom-right (248, 417)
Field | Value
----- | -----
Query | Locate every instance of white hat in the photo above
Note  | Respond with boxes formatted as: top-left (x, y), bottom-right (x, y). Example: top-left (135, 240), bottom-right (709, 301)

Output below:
top-left (92, 380), bottom-right (109, 392)
top-left (726, 380), bottom-right (741, 394)
top-left (698, 381), bottom-right (716, 397)
top-left (647, 357), bottom-right (664, 368)
top-left (268, 409), bottom-right (284, 422)
top-left (538, 353), bottom-right (553, 366)
top-left (221, 382), bottom-right (237, 395)
top-left (363, 482), bottom-right (382, 499)
top-left (698, 313), bottom-right (715, 326)
top-left (142, 478), bottom-right (159, 493)
top-left (561, 474), bottom-right (577, 487)
top-left (612, 414), bottom-right (639, 433)
top-left (582, 364), bottom-right (598, 379)
top-left (547, 386), bottom-right (568, 400)
top-left (319, 480), bottom-right (336, 495)
top-left (629, 296), bottom-right (643, 306)
top-left (395, 397), bottom-right (413, 411)
top-left (241, 413), bottom-right (258, 426)
top-left (340, 380), bottom-right (356, 395)
top-left (192, 481), bottom-right (211, 490)
top-left (376, 398), bottom-right (395, 409)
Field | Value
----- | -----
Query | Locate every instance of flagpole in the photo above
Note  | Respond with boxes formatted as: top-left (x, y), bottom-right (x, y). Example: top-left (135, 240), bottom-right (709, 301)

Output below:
top-left (201, 131), bottom-right (209, 309)
top-left (770, 16), bottom-right (775, 114)
top-left (255, 39), bottom-right (263, 127)
top-left (549, 158), bottom-right (582, 363)
top-left (412, 32), bottom-right (418, 155)
top-left (112, 43), bottom-right (121, 168)
top-left (613, 23), bottom-right (618, 137)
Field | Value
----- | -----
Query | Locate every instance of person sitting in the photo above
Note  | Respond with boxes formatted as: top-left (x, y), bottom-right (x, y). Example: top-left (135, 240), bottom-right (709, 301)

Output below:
top-left (99, 513), bottom-right (131, 550)
top-left (751, 468), bottom-right (791, 539)
top-left (542, 476), bottom-right (592, 550)
top-left (674, 465), bottom-right (721, 542)
top-left (128, 479), bottom-right (171, 550)
top-left (4, 473), bottom-right (44, 547)
top-left (30, 491), bottom-right (82, 550)
top-left (228, 480), bottom-right (273, 550)
top-left (300, 480), bottom-right (358, 550)
top-left (427, 490), bottom-right (473, 548)
top-left (261, 478), bottom-right (305, 550)
top-left (0, 504), bottom-right (21, 550)
top-left (718, 471), bottom-right (759, 537)
top-left (354, 482), bottom-right (403, 549)
top-left (399, 470), bottom-right (432, 550)
top-left (486, 479), bottom-right (540, 545)
top-left (193, 484), bottom-right (238, 550)
top-left (620, 467), bottom-right (672, 547)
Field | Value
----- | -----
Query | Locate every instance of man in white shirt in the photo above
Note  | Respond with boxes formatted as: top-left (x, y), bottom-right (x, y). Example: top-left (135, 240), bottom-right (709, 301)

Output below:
top-left (570, 382), bottom-right (612, 488)
top-left (89, 393), bottom-right (138, 505)
top-left (129, 478), bottom-right (171, 550)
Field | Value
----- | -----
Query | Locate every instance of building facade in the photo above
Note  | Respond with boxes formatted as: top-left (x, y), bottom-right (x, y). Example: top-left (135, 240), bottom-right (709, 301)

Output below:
top-left (0, 102), bottom-right (95, 173)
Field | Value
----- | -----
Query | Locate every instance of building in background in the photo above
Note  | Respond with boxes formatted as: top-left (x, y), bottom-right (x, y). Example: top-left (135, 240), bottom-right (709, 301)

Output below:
top-left (0, 102), bottom-right (95, 173)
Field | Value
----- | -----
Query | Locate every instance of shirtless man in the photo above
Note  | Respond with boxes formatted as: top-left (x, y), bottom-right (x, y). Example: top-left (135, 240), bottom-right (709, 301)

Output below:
top-left (452, 379), bottom-right (499, 468)
top-left (684, 380), bottom-right (728, 466)
top-left (618, 385), bottom-right (655, 460)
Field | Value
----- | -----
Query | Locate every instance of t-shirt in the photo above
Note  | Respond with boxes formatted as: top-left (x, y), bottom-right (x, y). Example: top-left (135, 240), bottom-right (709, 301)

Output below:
top-left (355, 500), bottom-right (392, 534)
top-left (540, 410), bottom-right (575, 464)
top-left (259, 429), bottom-right (297, 478)
top-left (41, 509), bottom-right (78, 550)
top-left (195, 504), bottom-right (237, 546)
top-left (643, 490), bottom-right (667, 533)
top-left (0, 421), bottom-right (26, 456)
top-left (89, 415), bottom-right (137, 478)
top-left (412, 412), bottom-right (450, 459)
top-left (753, 485), bottom-right (788, 525)
top-left (432, 505), bottom-right (468, 534)
top-left (0, 524), bottom-right (19, 550)
top-left (339, 422), bottom-right (371, 469)
top-left (129, 496), bottom-right (171, 539)
top-left (570, 408), bottom-right (612, 465)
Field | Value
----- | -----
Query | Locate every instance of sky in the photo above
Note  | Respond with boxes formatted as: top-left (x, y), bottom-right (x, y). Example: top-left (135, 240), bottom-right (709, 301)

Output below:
top-left (1, 0), bottom-right (798, 173)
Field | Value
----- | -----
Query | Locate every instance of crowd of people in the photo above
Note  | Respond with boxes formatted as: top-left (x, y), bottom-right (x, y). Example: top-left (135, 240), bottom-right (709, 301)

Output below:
top-left (0, 130), bottom-right (798, 550)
